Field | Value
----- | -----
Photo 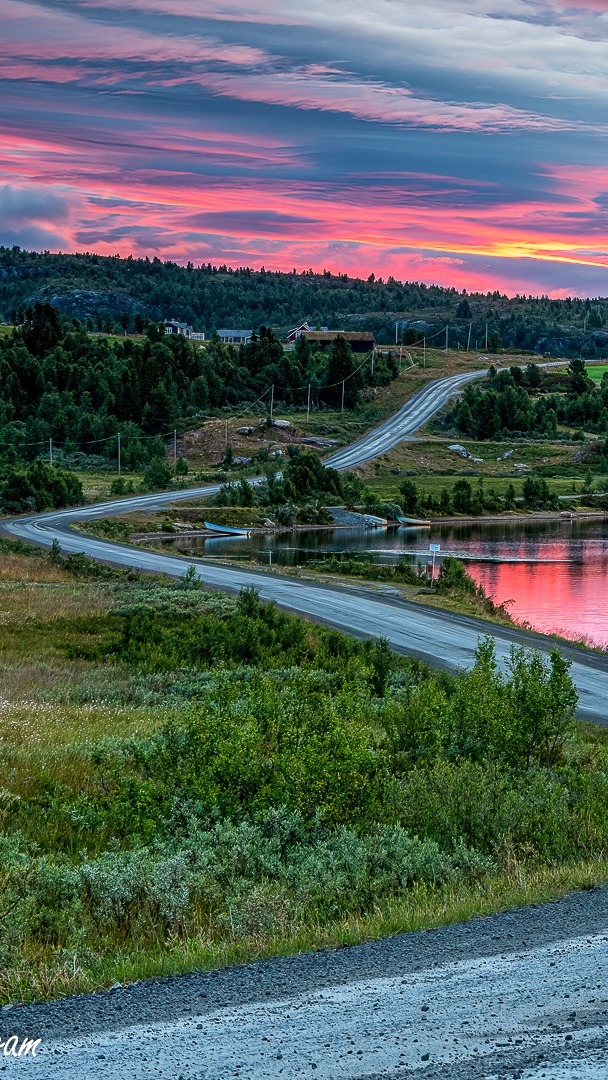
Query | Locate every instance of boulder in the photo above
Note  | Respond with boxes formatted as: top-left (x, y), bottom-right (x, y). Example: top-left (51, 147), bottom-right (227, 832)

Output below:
top-left (300, 437), bottom-right (338, 448)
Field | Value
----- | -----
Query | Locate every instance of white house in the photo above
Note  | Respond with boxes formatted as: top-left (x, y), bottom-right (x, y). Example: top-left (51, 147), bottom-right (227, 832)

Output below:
top-left (164, 320), bottom-right (205, 341)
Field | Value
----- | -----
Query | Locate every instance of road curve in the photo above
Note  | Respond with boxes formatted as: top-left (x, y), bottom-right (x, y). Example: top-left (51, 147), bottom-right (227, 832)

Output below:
top-left (6, 885), bottom-right (608, 1078)
top-left (4, 486), bottom-right (608, 723)
top-left (324, 358), bottom-right (572, 470)
top-left (323, 366), bottom-right (486, 468)
top-left (2, 364), bottom-right (608, 724)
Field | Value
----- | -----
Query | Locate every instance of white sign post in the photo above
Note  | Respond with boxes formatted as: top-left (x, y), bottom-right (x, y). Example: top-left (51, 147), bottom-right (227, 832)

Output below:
top-left (429, 543), bottom-right (441, 584)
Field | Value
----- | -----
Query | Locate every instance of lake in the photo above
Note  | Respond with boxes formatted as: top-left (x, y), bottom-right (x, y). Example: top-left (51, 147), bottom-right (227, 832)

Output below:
top-left (163, 517), bottom-right (608, 648)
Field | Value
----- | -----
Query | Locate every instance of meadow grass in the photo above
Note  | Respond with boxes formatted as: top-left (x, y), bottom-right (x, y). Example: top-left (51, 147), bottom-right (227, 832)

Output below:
top-left (74, 470), bottom-right (140, 501)
top-left (2, 542), bottom-right (608, 1005)
top-left (4, 859), bottom-right (608, 1004)
top-left (365, 472), bottom-right (599, 504)
top-left (587, 364), bottom-right (608, 382)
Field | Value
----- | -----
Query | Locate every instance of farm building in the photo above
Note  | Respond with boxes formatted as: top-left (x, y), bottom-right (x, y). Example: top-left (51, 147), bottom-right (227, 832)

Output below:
top-left (302, 331), bottom-right (375, 353)
top-left (285, 322), bottom-right (312, 343)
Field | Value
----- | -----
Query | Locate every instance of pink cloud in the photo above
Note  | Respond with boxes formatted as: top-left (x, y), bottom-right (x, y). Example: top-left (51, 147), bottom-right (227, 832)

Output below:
top-left (1, 1), bottom-right (272, 67)
top-left (2, 0), bottom-right (607, 295)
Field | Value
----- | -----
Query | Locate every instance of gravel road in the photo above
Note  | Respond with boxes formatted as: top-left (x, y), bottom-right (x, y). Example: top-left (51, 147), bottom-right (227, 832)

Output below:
top-left (4, 886), bottom-right (608, 1078)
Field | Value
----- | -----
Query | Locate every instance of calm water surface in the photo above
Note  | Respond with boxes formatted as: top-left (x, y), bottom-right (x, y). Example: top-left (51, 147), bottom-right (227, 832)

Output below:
top-left (166, 518), bottom-right (608, 647)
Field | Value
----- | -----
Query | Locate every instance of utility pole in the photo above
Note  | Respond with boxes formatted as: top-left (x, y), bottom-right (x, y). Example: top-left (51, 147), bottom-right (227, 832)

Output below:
top-left (371, 348), bottom-right (375, 375)
top-left (341, 379), bottom-right (345, 412)
top-left (423, 338), bottom-right (426, 367)
top-left (485, 322), bottom-right (488, 351)
top-left (307, 383), bottom-right (311, 420)
top-left (225, 418), bottom-right (228, 451)
top-left (467, 322), bottom-right (472, 352)
top-left (173, 429), bottom-right (177, 473)
top-left (395, 321), bottom-right (399, 345)
top-left (399, 345), bottom-right (403, 370)
top-left (49, 437), bottom-right (53, 467)
top-left (445, 326), bottom-right (449, 353)
top-left (270, 384), bottom-right (274, 422)
top-left (117, 433), bottom-right (121, 476)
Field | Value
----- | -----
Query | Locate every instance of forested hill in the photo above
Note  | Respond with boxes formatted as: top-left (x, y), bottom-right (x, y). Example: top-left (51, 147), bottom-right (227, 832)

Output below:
top-left (1, 246), bottom-right (607, 358)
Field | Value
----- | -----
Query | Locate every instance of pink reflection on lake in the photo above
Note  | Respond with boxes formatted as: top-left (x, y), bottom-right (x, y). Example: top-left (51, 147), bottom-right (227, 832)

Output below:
top-left (462, 528), bottom-right (608, 647)
top-left (168, 515), bottom-right (608, 649)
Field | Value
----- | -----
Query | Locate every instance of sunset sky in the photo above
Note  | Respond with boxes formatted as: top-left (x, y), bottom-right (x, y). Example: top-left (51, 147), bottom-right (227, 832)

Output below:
top-left (2, 0), bottom-right (608, 295)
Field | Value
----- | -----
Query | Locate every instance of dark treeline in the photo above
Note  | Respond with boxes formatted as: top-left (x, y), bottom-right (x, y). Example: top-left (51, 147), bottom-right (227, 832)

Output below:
top-left (1, 247), bottom-right (608, 355)
top-left (0, 303), bottom-right (397, 470)
top-left (445, 359), bottom-right (608, 441)
top-left (399, 475), bottom-right (565, 515)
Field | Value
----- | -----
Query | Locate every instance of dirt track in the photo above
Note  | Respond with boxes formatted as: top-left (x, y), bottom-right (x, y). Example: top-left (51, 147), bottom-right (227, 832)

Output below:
top-left (4, 886), bottom-right (608, 1078)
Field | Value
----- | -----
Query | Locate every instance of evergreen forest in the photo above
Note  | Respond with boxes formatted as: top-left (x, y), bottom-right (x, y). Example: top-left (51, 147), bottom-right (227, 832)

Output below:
top-left (2, 246), bottom-right (608, 356)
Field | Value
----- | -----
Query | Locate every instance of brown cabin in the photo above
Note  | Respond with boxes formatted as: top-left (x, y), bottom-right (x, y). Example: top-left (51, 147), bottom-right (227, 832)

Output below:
top-left (302, 331), bottom-right (375, 353)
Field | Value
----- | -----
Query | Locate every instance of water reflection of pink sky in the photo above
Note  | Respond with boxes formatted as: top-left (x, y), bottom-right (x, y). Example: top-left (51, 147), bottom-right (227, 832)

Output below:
top-left (465, 537), bottom-right (608, 648)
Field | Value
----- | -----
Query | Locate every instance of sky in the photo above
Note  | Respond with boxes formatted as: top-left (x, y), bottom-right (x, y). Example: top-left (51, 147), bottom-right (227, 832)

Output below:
top-left (1, 0), bottom-right (608, 296)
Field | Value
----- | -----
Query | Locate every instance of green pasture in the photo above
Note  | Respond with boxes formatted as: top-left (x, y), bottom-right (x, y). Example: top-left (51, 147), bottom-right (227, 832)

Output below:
top-left (587, 364), bottom-right (608, 382)
top-left (366, 472), bottom-right (605, 504)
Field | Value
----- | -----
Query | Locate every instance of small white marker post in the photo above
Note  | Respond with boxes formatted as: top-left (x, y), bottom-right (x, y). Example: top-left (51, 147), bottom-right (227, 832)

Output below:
top-left (429, 543), bottom-right (441, 584)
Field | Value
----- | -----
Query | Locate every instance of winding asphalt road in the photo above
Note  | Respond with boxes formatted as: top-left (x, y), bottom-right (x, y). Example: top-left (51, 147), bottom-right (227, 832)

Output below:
top-left (324, 366), bottom-right (485, 468)
top-left (2, 365), bottom-right (607, 724)
top-left (3, 365), bottom-right (608, 1075)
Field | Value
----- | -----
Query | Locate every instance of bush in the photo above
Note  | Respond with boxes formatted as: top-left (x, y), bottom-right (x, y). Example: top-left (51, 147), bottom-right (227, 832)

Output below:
top-left (1, 571), bottom-right (603, 1000)
top-left (0, 459), bottom-right (83, 513)
top-left (141, 456), bottom-right (173, 491)
top-left (109, 477), bottom-right (134, 496)
top-left (522, 475), bottom-right (557, 510)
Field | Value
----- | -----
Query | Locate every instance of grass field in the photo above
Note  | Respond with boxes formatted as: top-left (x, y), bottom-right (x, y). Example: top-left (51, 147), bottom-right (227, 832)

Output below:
top-left (357, 436), bottom-right (607, 507)
top-left (365, 472), bottom-right (604, 504)
top-left (74, 470), bottom-right (141, 501)
top-left (2, 541), bottom-right (608, 1003)
top-left (587, 364), bottom-right (608, 382)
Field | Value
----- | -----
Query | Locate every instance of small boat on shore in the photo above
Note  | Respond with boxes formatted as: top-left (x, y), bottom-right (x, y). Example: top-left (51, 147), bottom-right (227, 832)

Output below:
top-left (204, 521), bottom-right (251, 538)
top-left (397, 516), bottom-right (431, 527)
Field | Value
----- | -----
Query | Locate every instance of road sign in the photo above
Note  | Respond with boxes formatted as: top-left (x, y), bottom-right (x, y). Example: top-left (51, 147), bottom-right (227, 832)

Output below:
top-left (429, 543), bottom-right (441, 585)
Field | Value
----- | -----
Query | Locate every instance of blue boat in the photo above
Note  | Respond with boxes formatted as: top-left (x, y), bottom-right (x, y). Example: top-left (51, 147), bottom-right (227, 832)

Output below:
top-left (204, 521), bottom-right (251, 538)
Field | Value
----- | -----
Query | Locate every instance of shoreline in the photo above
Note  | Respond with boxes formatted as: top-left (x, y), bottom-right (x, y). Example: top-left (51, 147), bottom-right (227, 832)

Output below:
top-left (430, 509), bottom-right (608, 526)
top-left (129, 508), bottom-right (608, 541)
